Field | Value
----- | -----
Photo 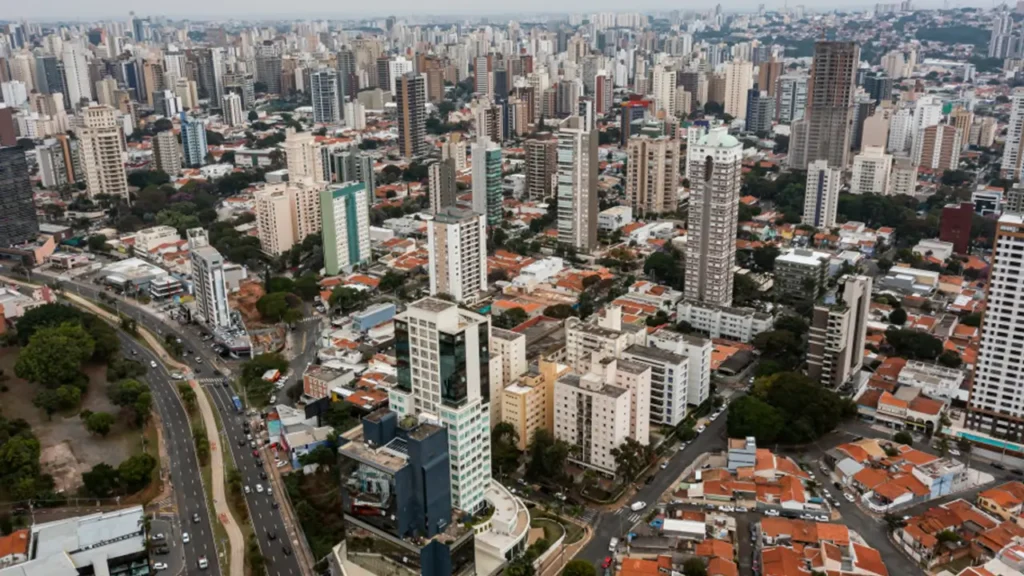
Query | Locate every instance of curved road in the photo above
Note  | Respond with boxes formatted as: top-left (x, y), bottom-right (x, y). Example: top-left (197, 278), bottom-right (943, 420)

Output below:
top-left (27, 270), bottom-right (311, 575)
top-left (119, 334), bottom-right (223, 576)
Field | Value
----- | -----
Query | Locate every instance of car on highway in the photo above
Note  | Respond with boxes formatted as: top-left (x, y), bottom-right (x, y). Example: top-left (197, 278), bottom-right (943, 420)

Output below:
top-left (259, 471), bottom-right (268, 480)
top-left (153, 562), bottom-right (168, 571)
top-left (192, 513), bottom-right (200, 524)
top-left (150, 361), bottom-right (158, 369)
top-left (282, 545), bottom-right (293, 556)
top-left (237, 439), bottom-right (245, 447)
top-left (271, 501), bottom-right (279, 509)
top-left (602, 557), bottom-right (613, 569)
top-left (130, 349), bottom-right (137, 356)
top-left (267, 487), bottom-right (273, 495)
top-left (256, 484), bottom-right (264, 493)
top-left (252, 450), bottom-right (259, 457)
top-left (182, 532), bottom-right (190, 543)
top-left (678, 442), bottom-right (687, 451)
top-left (244, 485), bottom-right (251, 494)
top-left (266, 530), bottom-right (277, 540)
top-left (197, 556), bottom-right (208, 570)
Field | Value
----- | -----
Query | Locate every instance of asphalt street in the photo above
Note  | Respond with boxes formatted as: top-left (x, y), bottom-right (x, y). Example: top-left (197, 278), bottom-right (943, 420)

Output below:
top-left (37, 270), bottom-right (313, 574)
top-left (119, 334), bottom-right (222, 576)
top-left (205, 381), bottom-right (304, 576)
top-left (576, 411), bottom-right (731, 568)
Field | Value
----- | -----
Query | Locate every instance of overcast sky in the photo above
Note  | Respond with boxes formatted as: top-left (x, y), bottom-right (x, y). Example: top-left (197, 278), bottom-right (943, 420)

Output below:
top-left (8, 0), bottom-right (977, 22)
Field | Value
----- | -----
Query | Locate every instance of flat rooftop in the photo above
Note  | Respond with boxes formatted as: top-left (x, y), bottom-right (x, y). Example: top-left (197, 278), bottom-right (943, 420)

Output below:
top-left (410, 297), bottom-right (456, 314)
top-left (491, 327), bottom-right (524, 342)
top-left (338, 427), bottom-right (407, 473)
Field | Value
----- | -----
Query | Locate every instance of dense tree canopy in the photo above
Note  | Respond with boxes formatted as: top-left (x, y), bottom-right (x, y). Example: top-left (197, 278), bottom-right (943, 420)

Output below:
top-left (728, 372), bottom-right (856, 444)
top-left (885, 327), bottom-right (943, 360)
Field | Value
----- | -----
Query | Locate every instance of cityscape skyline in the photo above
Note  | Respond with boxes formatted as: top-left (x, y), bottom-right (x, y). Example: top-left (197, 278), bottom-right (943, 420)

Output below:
top-left (2, 1), bottom-right (986, 21)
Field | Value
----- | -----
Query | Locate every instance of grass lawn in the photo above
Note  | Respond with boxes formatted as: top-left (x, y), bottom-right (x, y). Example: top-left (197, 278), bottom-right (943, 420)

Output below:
top-left (530, 518), bottom-right (564, 547)
top-left (532, 511), bottom-right (584, 544)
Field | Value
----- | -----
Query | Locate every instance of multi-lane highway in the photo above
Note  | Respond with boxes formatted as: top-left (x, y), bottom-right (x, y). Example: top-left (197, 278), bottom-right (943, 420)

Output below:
top-left (119, 334), bottom-right (223, 575)
top-left (204, 382), bottom-right (304, 576)
top-left (23, 269), bottom-right (313, 575)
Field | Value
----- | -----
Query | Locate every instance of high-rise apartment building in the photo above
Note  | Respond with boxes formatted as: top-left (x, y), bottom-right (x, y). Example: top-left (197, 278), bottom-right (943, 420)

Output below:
top-left (428, 158), bottom-right (457, 214)
top-left (329, 149), bottom-right (375, 194)
top-left (647, 329), bottom-right (713, 409)
top-left (0, 147), bottom-right (39, 247)
top-left (807, 275), bottom-right (871, 389)
top-left (524, 134), bottom-right (556, 201)
top-left (684, 127), bottom-right (742, 306)
top-left (254, 185), bottom-right (296, 256)
top-left (179, 112), bottom-right (207, 168)
top-left (221, 92), bottom-right (244, 127)
top-left (914, 124), bottom-right (962, 172)
top-left (320, 182), bottom-right (370, 276)
top-left (256, 42), bottom-right (282, 95)
top-left (1003, 89), bottom-right (1024, 179)
top-left (61, 42), bottom-right (92, 108)
top-left (745, 89), bottom-right (775, 134)
top-left (788, 42), bottom-right (859, 170)
top-left (623, 344), bottom-right (689, 427)
top-left (78, 105), bottom-right (129, 202)
top-left (389, 297), bottom-right (493, 513)
top-left (310, 69), bottom-right (340, 124)
top-left (723, 60), bottom-right (753, 120)
top-left (775, 73), bottom-right (808, 124)
top-left (396, 73), bottom-right (427, 159)
top-left (849, 146), bottom-right (893, 196)
top-left (284, 128), bottom-right (325, 183)
top-left (758, 58), bottom-right (783, 97)
top-left (940, 201), bottom-right (974, 255)
top-left (967, 213), bottom-right (1024, 434)
top-left (556, 116), bottom-right (598, 252)
top-left (187, 228), bottom-right (231, 329)
top-left (502, 359), bottom-right (571, 451)
top-left (441, 135), bottom-right (467, 171)
top-left (626, 136), bottom-right (680, 216)
top-left (152, 129), bottom-right (181, 176)
top-left (861, 107), bottom-right (892, 151)
top-left (908, 96), bottom-right (944, 162)
top-left (428, 206), bottom-right (487, 304)
top-left (802, 160), bottom-right (841, 229)
top-left (554, 356), bottom-right (651, 475)
top-left (471, 137), bottom-right (502, 226)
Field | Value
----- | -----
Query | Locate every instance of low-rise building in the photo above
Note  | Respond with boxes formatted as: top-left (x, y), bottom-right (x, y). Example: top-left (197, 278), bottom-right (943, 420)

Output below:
top-left (303, 364), bottom-right (353, 400)
top-left (912, 239), bottom-right (954, 263)
top-left (676, 300), bottom-right (773, 343)
top-left (897, 360), bottom-right (969, 403)
top-left (598, 205), bottom-right (633, 231)
top-left (774, 248), bottom-right (831, 304)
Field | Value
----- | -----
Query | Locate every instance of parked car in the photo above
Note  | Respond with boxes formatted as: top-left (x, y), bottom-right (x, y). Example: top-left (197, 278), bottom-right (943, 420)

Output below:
top-left (844, 493), bottom-right (855, 502)
top-left (154, 546), bottom-right (169, 555)
top-left (696, 424), bottom-right (706, 433)
top-left (800, 513), bottom-right (815, 520)
top-left (150, 534), bottom-right (165, 541)
top-left (735, 506), bottom-right (749, 512)
top-left (660, 461), bottom-right (669, 470)
top-left (816, 514), bottom-right (829, 522)
top-left (764, 509), bottom-right (780, 517)
top-left (719, 505), bottom-right (735, 512)
top-left (948, 448), bottom-right (961, 456)
top-left (256, 484), bottom-right (264, 494)
top-left (153, 562), bottom-right (168, 571)
top-left (602, 557), bottom-right (613, 569)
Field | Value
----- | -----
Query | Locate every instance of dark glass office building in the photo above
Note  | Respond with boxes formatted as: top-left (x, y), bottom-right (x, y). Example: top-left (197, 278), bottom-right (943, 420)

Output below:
top-left (0, 147), bottom-right (39, 247)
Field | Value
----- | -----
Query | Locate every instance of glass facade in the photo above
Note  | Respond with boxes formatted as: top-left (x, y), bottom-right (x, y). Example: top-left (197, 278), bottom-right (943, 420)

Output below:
top-left (439, 331), bottom-right (468, 407)
top-left (477, 323), bottom-right (490, 405)
top-left (395, 320), bottom-right (411, 391)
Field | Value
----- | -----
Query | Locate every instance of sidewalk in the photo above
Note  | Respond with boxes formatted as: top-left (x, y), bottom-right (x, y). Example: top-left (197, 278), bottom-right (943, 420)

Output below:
top-left (62, 291), bottom-right (246, 576)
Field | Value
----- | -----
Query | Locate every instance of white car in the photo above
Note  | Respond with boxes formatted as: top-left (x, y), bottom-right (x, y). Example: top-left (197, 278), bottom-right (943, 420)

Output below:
top-left (660, 462), bottom-right (669, 469)
top-left (267, 487), bottom-right (273, 495)
top-left (816, 514), bottom-right (830, 522)
top-left (764, 509), bottom-right (780, 517)
top-left (718, 505), bottom-right (735, 512)
top-left (153, 562), bottom-right (168, 571)
top-left (182, 532), bottom-right (190, 543)
top-left (800, 513), bottom-right (815, 520)
top-left (948, 448), bottom-right (961, 456)
top-left (197, 556), bottom-right (209, 570)
top-left (844, 493), bottom-right (855, 502)
top-left (150, 361), bottom-right (158, 369)
top-left (678, 442), bottom-right (687, 451)
top-left (256, 484), bottom-right (264, 493)
top-left (275, 460), bottom-right (287, 468)
top-left (630, 501), bottom-right (646, 512)
top-left (709, 413), bottom-right (719, 421)
top-left (243, 485), bottom-right (251, 494)
top-left (735, 506), bottom-right (749, 512)
top-left (150, 533), bottom-right (165, 541)
top-left (697, 424), bottom-right (707, 433)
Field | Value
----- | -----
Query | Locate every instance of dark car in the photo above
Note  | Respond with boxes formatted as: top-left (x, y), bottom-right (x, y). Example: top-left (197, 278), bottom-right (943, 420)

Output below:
top-left (282, 545), bottom-right (292, 556)
top-left (271, 501), bottom-right (279, 509)
top-left (238, 439), bottom-right (245, 447)
top-left (644, 476), bottom-right (654, 485)
top-left (259, 471), bottom-right (267, 480)
top-left (994, 463), bottom-right (1007, 470)
top-left (267, 530), bottom-right (277, 541)
top-left (255, 458), bottom-right (263, 466)
top-left (154, 546), bottom-right (169, 555)
top-left (192, 513), bottom-right (200, 523)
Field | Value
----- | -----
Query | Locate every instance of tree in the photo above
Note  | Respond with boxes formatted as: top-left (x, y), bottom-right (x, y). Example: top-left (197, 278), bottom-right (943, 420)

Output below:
top-left (752, 330), bottom-right (804, 374)
top-left (55, 385), bottom-right (81, 410)
top-left (885, 328), bottom-right (943, 360)
top-left (644, 251), bottom-right (682, 288)
top-left (525, 428), bottom-right (570, 484)
top-left (118, 453), bottom-right (156, 492)
top-left (493, 307), bottom-right (529, 329)
top-left (893, 431), bottom-right (914, 446)
top-left (727, 396), bottom-right (785, 444)
top-left (889, 308), bottom-right (908, 326)
top-left (378, 271), bottom-right (405, 293)
top-left (683, 558), bottom-right (708, 576)
top-left (611, 437), bottom-right (654, 482)
top-left (193, 426), bottom-right (210, 465)
top-left (329, 286), bottom-right (369, 312)
top-left (85, 412), bottom-right (116, 436)
top-left (108, 379), bottom-right (152, 428)
top-left (961, 312), bottom-right (982, 327)
top-left (82, 463), bottom-right (120, 497)
top-left (745, 371), bottom-right (857, 444)
top-left (178, 383), bottom-right (198, 413)
top-left (751, 245), bottom-right (781, 272)
top-left (563, 561), bottom-right (597, 576)
top-left (248, 110), bottom-right (259, 122)
top-left (15, 303), bottom-right (82, 346)
top-left (938, 350), bottom-right (963, 368)
top-left (774, 315), bottom-right (809, 337)
top-left (33, 390), bottom-right (61, 419)
top-left (256, 292), bottom-right (303, 323)
top-left (491, 422), bottom-right (521, 476)
top-left (16, 323), bottom-right (95, 388)
top-left (543, 304), bottom-right (576, 319)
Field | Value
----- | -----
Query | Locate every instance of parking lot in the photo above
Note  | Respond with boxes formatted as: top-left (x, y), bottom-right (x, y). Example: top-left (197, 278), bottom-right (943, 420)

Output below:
top-left (148, 517), bottom-right (184, 574)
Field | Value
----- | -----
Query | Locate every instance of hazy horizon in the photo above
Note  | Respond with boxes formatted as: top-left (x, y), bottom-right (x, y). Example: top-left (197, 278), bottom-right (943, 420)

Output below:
top-left (3, 0), bottom-right (989, 23)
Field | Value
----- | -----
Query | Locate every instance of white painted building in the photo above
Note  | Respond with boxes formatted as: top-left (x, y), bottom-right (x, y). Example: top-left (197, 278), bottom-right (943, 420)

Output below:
top-left (675, 300), bottom-right (773, 343)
